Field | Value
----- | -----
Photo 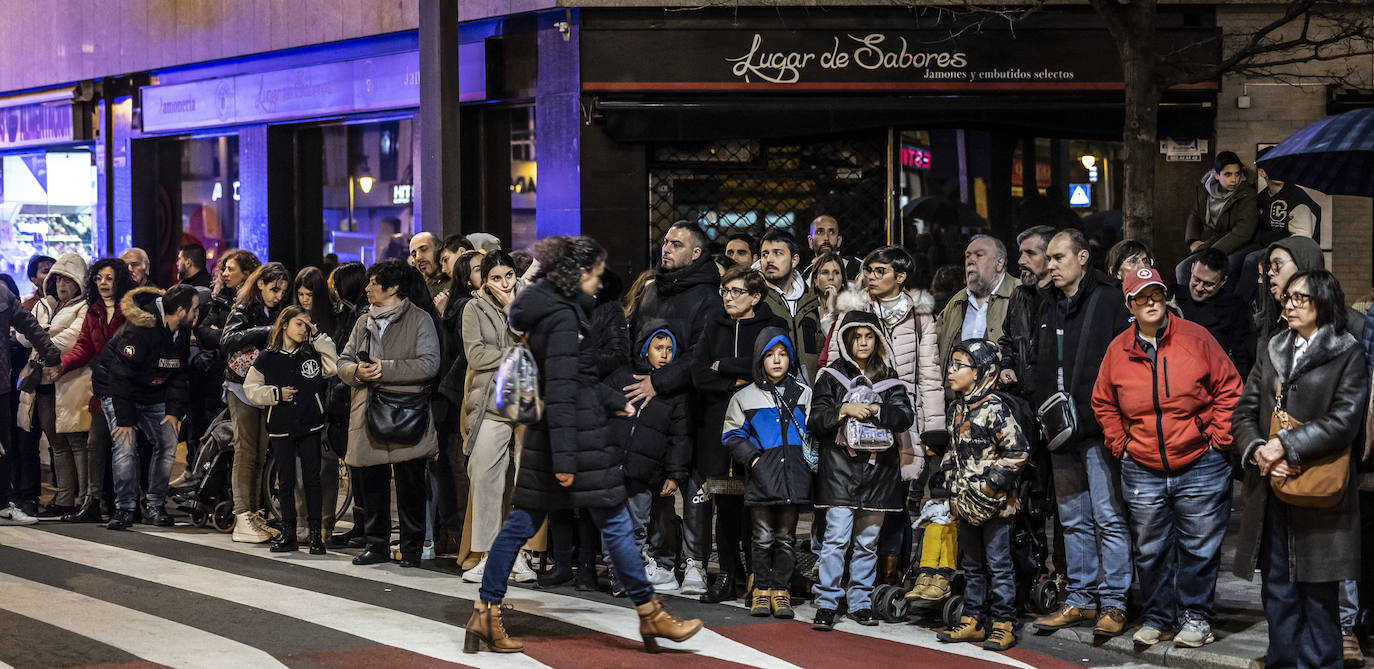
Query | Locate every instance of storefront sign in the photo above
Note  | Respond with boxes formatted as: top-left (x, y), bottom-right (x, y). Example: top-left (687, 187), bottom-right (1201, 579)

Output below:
top-left (901, 145), bottom-right (930, 170)
top-left (583, 27), bottom-right (1218, 92)
top-left (141, 52), bottom-right (421, 133)
top-left (0, 103), bottom-right (77, 150)
top-left (1161, 137), bottom-right (1207, 162)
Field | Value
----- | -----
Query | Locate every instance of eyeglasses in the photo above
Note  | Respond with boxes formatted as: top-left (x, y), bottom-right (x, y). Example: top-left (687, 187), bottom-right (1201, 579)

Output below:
top-left (1283, 291), bottom-right (1312, 307)
top-left (719, 287), bottom-right (752, 299)
top-left (948, 361), bottom-right (976, 372)
top-left (1190, 275), bottom-right (1221, 291)
top-left (863, 266), bottom-right (890, 277)
top-left (1129, 289), bottom-right (1167, 306)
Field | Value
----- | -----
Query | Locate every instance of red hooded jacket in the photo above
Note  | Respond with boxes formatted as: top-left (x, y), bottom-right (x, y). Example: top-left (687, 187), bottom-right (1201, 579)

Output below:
top-left (61, 298), bottom-right (126, 413)
top-left (1092, 315), bottom-right (1243, 473)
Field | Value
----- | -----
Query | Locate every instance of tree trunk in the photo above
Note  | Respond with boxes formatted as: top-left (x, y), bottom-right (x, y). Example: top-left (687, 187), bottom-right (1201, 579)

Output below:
top-left (1118, 26), bottom-right (1161, 244)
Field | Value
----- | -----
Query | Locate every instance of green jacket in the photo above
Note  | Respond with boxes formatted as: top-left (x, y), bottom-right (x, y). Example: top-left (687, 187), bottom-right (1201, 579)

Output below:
top-left (936, 273), bottom-right (1018, 371)
top-left (763, 280), bottom-right (823, 383)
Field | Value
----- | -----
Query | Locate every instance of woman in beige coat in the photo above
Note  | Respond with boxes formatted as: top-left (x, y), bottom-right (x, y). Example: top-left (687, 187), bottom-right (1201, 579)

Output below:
top-left (337, 260), bottom-right (441, 567)
top-left (18, 253), bottom-right (91, 517)
top-left (457, 251), bottom-right (532, 584)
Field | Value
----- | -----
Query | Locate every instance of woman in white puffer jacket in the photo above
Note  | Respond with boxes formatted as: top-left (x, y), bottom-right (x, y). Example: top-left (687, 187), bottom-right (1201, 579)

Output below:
top-left (17, 253), bottom-right (91, 517)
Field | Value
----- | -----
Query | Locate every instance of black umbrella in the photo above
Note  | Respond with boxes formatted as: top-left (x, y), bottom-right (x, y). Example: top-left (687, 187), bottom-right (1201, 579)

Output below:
top-left (1258, 107), bottom-right (1374, 197)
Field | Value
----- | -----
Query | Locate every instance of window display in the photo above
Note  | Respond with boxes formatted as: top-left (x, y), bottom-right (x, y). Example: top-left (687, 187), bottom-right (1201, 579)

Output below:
top-left (0, 149), bottom-right (96, 295)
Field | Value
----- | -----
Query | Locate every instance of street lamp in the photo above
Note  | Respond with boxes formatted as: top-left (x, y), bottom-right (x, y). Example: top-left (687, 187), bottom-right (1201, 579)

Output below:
top-left (358, 175), bottom-right (375, 194)
top-left (1080, 155), bottom-right (1096, 170)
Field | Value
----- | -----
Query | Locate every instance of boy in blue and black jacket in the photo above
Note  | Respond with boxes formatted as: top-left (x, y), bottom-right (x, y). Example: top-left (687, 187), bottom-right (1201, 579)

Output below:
top-left (605, 319), bottom-right (691, 584)
top-left (722, 327), bottom-right (812, 620)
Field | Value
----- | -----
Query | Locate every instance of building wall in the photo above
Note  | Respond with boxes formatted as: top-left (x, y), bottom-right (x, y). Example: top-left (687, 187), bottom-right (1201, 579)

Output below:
top-left (1214, 4), bottom-right (1374, 296)
top-left (0, 0), bottom-right (421, 92)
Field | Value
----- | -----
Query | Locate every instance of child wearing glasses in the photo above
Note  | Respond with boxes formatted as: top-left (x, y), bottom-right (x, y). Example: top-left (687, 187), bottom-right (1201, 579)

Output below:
top-left (935, 338), bottom-right (1029, 652)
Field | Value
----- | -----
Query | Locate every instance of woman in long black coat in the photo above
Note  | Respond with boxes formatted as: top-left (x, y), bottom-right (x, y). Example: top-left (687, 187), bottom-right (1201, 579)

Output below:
top-left (1231, 270), bottom-right (1368, 669)
top-left (463, 236), bottom-right (702, 656)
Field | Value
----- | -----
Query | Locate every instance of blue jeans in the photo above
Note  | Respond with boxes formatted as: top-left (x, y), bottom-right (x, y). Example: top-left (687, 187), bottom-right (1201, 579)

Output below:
top-left (960, 517), bottom-right (1016, 622)
top-left (812, 507), bottom-right (883, 611)
top-left (1262, 493), bottom-right (1342, 669)
top-left (625, 484), bottom-right (653, 557)
top-left (101, 397), bottom-right (178, 511)
top-left (1121, 447), bottom-right (1232, 629)
top-left (481, 505), bottom-right (655, 606)
top-left (1340, 580), bottom-right (1359, 632)
top-left (1051, 440), bottom-right (1131, 610)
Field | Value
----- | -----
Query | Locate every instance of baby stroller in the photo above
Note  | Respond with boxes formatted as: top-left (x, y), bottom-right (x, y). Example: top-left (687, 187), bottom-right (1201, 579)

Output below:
top-left (169, 409), bottom-right (237, 532)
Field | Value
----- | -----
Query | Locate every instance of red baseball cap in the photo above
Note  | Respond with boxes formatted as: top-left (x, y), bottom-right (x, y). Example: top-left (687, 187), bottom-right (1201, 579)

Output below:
top-left (1123, 266), bottom-right (1166, 299)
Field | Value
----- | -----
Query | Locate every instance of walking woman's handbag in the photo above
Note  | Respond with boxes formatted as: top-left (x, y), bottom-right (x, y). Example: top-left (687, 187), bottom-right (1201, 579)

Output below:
top-left (1268, 380), bottom-right (1350, 508)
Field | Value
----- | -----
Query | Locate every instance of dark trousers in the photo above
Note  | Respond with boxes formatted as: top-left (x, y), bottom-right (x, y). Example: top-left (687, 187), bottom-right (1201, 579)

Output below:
top-left (428, 436), bottom-right (467, 533)
top-left (751, 504), bottom-right (800, 590)
top-left (0, 397), bottom-right (19, 505)
top-left (1261, 493), bottom-right (1342, 669)
top-left (549, 508), bottom-right (600, 569)
top-left (273, 434), bottom-right (323, 530)
top-left (714, 493), bottom-right (749, 578)
top-left (959, 517), bottom-right (1016, 623)
top-left (359, 459), bottom-right (427, 560)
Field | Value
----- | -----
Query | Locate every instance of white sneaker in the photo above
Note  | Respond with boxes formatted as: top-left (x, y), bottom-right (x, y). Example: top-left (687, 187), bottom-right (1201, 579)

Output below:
top-left (462, 557), bottom-right (487, 583)
top-left (646, 559), bottom-right (680, 593)
top-left (1132, 625), bottom-right (1174, 645)
top-left (232, 512), bottom-right (272, 543)
top-left (510, 552), bottom-right (537, 583)
top-left (1174, 618), bottom-right (1214, 648)
top-left (0, 502), bottom-right (38, 526)
top-left (680, 559), bottom-right (707, 595)
top-left (421, 540), bottom-right (436, 561)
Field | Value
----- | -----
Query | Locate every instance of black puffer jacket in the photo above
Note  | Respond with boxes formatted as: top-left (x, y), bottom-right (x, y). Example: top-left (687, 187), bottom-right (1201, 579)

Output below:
top-left (632, 255), bottom-right (724, 395)
top-left (220, 301), bottom-right (283, 384)
top-left (690, 303), bottom-right (786, 477)
top-left (0, 282), bottom-right (59, 395)
top-left (1232, 324), bottom-right (1367, 583)
top-left (508, 280), bottom-right (629, 510)
top-left (810, 312), bottom-right (916, 512)
top-left (606, 320), bottom-right (690, 487)
top-left (1029, 270), bottom-right (1131, 441)
top-left (588, 269), bottom-right (628, 380)
top-left (90, 287), bottom-right (191, 426)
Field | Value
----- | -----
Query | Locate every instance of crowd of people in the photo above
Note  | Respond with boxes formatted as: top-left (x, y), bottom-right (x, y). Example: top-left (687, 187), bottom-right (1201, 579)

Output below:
top-left (0, 149), bottom-right (1368, 665)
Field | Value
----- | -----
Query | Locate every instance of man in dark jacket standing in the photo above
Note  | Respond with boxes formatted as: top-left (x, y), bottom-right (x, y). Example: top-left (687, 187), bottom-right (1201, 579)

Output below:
top-left (1176, 248), bottom-right (1252, 377)
top-left (0, 283), bottom-right (61, 525)
top-left (760, 229), bottom-right (823, 384)
top-left (1028, 229), bottom-right (1134, 638)
top-left (626, 220), bottom-right (725, 595)
top-left (177, 243), bottom-right (212, 288)
top-left (92, 284), bottom-right (198, 530)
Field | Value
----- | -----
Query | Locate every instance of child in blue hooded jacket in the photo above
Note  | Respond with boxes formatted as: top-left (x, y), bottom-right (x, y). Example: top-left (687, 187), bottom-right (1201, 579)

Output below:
top-left (723, 327), bottom-right (812, 620)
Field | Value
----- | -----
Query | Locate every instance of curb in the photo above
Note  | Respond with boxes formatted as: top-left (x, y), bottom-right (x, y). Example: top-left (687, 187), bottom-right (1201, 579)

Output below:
top-left (1016, 622), bottom-right (1266, 669)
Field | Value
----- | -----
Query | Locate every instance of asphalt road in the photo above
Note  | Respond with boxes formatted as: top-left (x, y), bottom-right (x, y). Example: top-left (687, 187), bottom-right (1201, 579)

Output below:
top-left (0, 521), bottom-right (1157, 669)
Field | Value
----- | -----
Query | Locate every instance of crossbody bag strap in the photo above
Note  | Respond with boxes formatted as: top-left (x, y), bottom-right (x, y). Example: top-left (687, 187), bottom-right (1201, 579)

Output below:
top-left (1062, 287), bottom-right (1105, 394)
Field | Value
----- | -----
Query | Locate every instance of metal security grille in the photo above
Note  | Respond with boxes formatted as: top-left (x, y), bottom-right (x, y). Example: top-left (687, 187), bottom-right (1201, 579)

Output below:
top-left (648, 135), bottom-right (890, 261)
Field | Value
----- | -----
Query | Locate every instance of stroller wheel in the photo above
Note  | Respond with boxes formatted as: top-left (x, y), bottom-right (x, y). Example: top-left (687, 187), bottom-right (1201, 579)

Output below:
top-left (189, 510), bottom-right (207, 528)
top-left (212, 501), bottom-right (235, 533)
top-left (942, 594), bottom-right (964, 628)
top-left (884, 589), bottom-right (910, 623)
top-left (1032, 578), bottom-right (1059, 614)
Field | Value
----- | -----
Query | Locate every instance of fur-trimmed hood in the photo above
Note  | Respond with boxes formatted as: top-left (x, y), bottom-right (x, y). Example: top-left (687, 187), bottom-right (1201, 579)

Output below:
top-left (830, 286), bottom-right (936, 327)
top-left (120, 286), bottom-right (166, 329)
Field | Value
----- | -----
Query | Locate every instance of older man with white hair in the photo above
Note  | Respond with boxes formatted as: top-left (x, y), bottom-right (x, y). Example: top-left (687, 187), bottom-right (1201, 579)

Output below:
top-left (119, 248), bottom-right (153, 288)
top-left (936, 235), bottom-right (1018, 370)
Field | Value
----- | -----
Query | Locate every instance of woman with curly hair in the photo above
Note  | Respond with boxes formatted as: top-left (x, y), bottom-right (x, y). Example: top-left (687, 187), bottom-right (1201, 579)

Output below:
top-left (54, 257), bottom-right (135, 523)
top-left (464, 235), bottom-right (703, 655)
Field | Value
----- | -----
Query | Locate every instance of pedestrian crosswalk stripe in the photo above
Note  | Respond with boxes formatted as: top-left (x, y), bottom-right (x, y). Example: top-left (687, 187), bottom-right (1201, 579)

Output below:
top-left (0, 527), bottom-right (551, 669)
top-left (0, 571), bottom-right (288, 669)
top-left (137, 527), bottom-right (807, 669)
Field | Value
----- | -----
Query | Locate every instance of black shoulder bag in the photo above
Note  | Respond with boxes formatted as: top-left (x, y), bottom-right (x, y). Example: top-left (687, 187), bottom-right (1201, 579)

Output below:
top-left (1035, 287), bottom-right (1102, 452)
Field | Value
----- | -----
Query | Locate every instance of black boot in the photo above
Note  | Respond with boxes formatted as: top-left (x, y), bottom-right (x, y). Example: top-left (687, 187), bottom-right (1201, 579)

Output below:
top-left (271, 522), bottom-right (300, 552)
top-left (575, 564), bottom-right (599, 592)
top-left (308, 520), bottom-right (326, 555)
top-left (140, 502), bottom-right (173, 527)
top-left (700, 571), bottom-right (739, 604)
top-left (331, 506), bottom-right (364, 546)
top-left (538, 557), bottom-right (575, 588)
top-left (62, 497), bottom-right (102, 523)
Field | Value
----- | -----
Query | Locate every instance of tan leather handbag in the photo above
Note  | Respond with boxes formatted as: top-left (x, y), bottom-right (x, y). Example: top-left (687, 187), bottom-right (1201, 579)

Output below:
top-left (1268, 380), bottom-right (1349, 508)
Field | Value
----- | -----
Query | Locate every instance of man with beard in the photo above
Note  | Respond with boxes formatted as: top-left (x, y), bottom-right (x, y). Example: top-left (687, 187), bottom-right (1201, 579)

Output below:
top-left (759, 229), bottom-right (823, 383)
top-left (409, 232), bottom-right (449, 298)
top-left (998, 225), bottom-right (1056, 391)
top-left (937, 235), bottom-right (1017, 372)
top-left (804, 215), bottom-right (861, 282)
top-left (627, 220), bottom-right (725, 596)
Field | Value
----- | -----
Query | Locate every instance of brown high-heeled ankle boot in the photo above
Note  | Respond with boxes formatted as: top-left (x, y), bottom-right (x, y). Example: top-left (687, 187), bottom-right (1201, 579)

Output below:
top-left (877, 554), bottom-right (902, 585)
top-left (635, 595), bottom-right (704, 653)
top-left (463, 601), bottom-right (524, 654)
